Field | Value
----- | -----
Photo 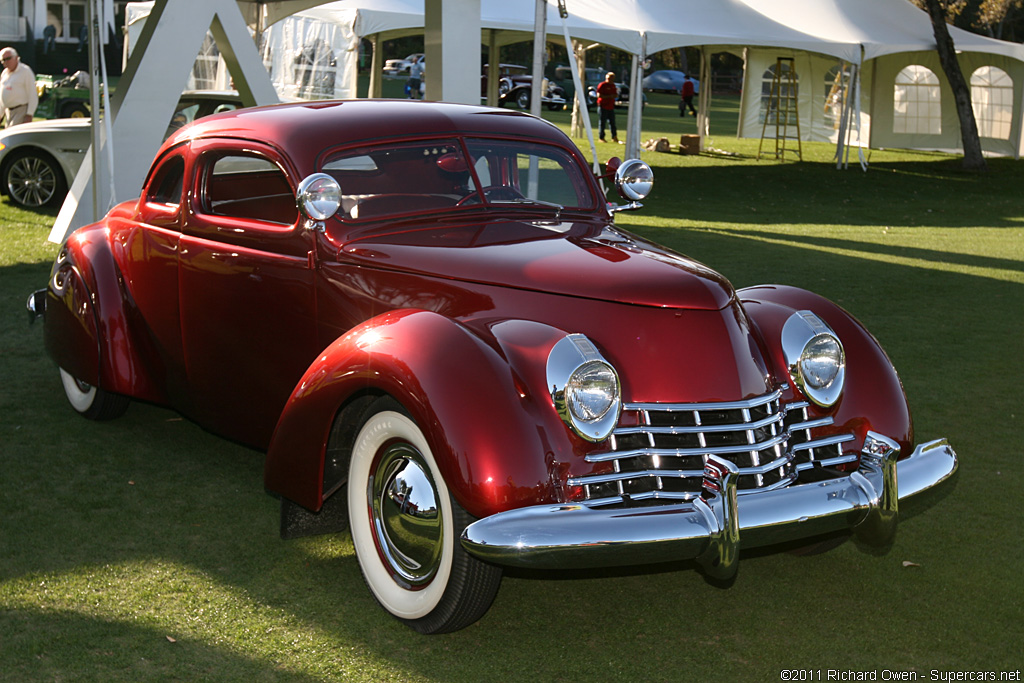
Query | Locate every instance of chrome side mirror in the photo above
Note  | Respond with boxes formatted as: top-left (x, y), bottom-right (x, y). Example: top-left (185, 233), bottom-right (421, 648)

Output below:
top-left (297, 173), bottom-right (341, 229)
top-left (610, 158), bottom-right (653, 213)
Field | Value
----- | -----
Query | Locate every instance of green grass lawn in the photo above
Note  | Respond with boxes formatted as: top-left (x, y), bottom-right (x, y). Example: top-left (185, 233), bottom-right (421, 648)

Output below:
top-left (1, 95), bottom-right (1022, 682)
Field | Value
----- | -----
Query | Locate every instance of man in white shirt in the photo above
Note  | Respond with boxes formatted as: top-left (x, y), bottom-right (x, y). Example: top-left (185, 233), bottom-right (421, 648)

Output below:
top-left (1, 47), bottom-right (38, 127)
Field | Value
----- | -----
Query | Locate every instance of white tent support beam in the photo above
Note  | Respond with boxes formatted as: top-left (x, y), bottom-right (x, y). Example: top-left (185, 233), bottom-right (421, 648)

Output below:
top-left (486, 31), bottom-right (500, 106)
top-left (424, 0), bottom-right (481, 104)
top-left (368, 34), bottom-right (383, 97)
top-left (699, 47), bottom-right (711, 143)
top-left (50, 0), bottom-right (281, 244)
top-left (529, 0), bottom-right (546, 119)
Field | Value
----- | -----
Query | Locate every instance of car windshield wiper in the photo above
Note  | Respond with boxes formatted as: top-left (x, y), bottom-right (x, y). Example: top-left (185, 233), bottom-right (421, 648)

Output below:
top-left (490, 197), bottom-right (564, 219)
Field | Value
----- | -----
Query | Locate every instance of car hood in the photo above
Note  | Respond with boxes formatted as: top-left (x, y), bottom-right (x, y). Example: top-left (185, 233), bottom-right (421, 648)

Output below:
top-left (339, 218), bottom-right (734, 311)
top-left (0, 118), bottom-right (90, 138)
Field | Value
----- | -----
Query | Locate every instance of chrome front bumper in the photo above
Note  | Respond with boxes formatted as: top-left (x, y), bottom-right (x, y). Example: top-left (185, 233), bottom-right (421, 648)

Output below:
top-left (461, 432), bottom-right (957, 580)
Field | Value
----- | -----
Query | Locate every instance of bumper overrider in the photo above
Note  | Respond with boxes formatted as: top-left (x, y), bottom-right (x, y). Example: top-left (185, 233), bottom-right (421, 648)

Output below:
top-left (460, 432), bottom-right (957, 580)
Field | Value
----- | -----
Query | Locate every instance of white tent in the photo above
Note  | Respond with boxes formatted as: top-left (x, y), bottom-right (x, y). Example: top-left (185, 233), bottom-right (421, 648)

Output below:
top-left (738, 0), bottom-right (1024, 157)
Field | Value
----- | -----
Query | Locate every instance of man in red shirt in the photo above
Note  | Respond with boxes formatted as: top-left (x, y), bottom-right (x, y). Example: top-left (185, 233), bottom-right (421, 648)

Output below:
top-left (596, 72), bottom-right (619, 143)
top-left (680, 73), bottom-right (697, 117)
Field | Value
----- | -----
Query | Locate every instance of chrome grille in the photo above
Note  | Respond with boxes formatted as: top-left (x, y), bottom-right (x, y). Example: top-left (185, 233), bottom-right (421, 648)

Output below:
top-left (569, 389), bottom-right (856, 507)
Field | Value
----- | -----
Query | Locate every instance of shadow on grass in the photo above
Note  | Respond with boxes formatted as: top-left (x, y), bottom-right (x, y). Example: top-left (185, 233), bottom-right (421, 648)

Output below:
top-left (0, 609), bottom-right (327, 683)
top-left (638, 159), bottom-right (1024, 229)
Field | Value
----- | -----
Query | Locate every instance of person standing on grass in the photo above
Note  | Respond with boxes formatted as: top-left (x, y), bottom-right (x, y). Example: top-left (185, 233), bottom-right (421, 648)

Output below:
top-left (596, 71), bottom-right (619, 143)
top-left (1, 47), bottom-right (37, 127)
top-left (680, 73), bottom-right (697, 117)
top-left (407, 57), bottom-right (424, 100)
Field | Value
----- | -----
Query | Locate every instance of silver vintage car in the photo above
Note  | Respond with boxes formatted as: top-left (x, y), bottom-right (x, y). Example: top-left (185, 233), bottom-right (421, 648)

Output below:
top-left (0, 90), bottom-right (242, 209)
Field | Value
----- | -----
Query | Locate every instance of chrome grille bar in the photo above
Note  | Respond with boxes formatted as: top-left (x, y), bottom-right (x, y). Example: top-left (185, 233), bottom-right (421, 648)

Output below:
top-left (570, 390), bottom-right (856, 506)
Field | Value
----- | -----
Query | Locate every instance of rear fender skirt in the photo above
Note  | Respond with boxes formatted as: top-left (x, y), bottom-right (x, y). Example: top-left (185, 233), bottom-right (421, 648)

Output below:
top-left (264, 310), bottom-right (578, 519)
top-left (739, 284), bottom-right (912, 455)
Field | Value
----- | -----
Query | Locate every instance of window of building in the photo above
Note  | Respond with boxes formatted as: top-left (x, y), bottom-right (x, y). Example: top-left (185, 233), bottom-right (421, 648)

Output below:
top-left (893, 65), bottom-right (941, 135)
top-left (46, 1), bottom-right (86, 43)
top-left (971, 66), bottom-right (1013, 140)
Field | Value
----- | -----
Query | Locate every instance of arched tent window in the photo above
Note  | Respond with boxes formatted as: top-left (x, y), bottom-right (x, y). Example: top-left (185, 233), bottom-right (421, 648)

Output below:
top-left (971, 66), bottom-right (1013, 140)
top-left (893, 65), bottom-right (941, 135)
top-left (760, 61), bottom-right (799, 125)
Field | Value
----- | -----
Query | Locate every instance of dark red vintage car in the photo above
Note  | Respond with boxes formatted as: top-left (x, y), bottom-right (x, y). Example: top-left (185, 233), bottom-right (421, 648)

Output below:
top-left (30, 99), bottom-right (957, 634)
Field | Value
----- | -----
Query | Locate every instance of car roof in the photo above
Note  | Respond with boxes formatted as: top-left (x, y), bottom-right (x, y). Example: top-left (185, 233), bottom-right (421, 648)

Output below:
top-left (164, 99), bottom-right (575, 172)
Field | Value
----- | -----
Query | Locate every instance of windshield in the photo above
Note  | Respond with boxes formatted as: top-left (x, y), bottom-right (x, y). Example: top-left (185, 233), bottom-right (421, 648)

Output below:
top-left (321, 137), bottom-right (595, 221)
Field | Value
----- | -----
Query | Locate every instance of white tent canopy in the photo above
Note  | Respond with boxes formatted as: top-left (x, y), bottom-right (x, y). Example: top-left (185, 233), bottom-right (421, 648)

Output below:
top-left (742, 0), bottom-right (1024, 63)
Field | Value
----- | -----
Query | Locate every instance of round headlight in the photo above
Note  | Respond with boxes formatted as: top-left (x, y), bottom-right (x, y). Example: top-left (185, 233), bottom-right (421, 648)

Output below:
top-left (782, 311), bottom-right (846, 407)
top-left (799, 334), bottom-right (844, 390)
top-left (566, 361), bottom-right (619, 423)
top-left (547, 334), bottom-right (622, 442)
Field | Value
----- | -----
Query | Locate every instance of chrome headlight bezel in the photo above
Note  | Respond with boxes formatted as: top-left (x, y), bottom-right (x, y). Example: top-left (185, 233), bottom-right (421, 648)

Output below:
top-left (296, 172), bottom-right (341, 222)
top-left (781, 311), bottom-right (845, 407)
top-left (546, 334), bottom-right (621, 442)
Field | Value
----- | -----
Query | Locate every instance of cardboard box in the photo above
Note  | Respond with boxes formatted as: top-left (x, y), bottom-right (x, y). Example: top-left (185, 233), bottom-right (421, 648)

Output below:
top-left (679, 134), bottom-right (700, 155)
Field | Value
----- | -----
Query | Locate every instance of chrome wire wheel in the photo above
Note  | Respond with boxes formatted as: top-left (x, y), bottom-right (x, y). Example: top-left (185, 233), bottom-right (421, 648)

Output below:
top-left (347, 396), bottom-right (501, 634)
top-left (5, 152), bottom-right (63, 208)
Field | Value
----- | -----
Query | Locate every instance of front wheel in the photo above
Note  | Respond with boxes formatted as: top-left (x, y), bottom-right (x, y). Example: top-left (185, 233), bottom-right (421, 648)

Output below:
top-left (347, 396), bottom-right (502, 634)
top-left (516, 89), bottom-right (531, 110)
top-left (59, 368), bottom-right (130, 420)
top-left (3, 149), bottom-right (67, 208)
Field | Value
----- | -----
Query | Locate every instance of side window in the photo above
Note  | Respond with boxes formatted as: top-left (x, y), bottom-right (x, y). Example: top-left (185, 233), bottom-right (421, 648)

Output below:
top-left (146, 155), bottom-right (185, 205)
top-left (893, 65), bottom-right (941, 135)
top-left (202, 154), bottom-right (297, 225)
top-left (971, 66), bottom-right (1013, 140)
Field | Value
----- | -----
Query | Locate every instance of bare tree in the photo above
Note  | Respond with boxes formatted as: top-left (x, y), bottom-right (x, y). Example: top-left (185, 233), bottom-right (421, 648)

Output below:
top-left (917, 0), bottom-right (988, 170)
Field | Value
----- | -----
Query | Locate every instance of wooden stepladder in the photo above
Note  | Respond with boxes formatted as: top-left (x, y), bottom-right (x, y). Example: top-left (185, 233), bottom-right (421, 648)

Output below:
top-left (758, 57), bottom-right (803, 161)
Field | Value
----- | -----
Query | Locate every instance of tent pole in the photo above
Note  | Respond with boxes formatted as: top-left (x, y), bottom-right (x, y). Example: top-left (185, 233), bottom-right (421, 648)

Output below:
top-left (834, 60), bottom-right (848, 169)
top-left (625, 33), bottom-right (646, 160)
top-left (698, 47), bottom-right (711, 147)
top-left (854, 60), bottom-right (867, 171)
top-left (530, 0), bottom-right (545, 119)
top-left (368, 35), bottom-right (381, 98)
top-left (558, 0), bottom-right (599, 175)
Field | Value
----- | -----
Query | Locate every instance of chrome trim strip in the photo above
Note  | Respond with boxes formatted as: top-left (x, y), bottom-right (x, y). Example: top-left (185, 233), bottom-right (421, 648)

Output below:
top-left (585, 432), bottom-right (789, 463)
top-left (624, 388), bottom-right (783, 413)
top-left (787, 416), bottom-right (834, 432)
top-left (613, 411), bottom-right (784, 436)
top-left (794, 454), bottom-right (859, 471)
top-left (569, 453), bottom-right (793, 487)
top-left (790, 433), bottom-right (856, 453)
top-left (461, 434), bottom-right (957, 570)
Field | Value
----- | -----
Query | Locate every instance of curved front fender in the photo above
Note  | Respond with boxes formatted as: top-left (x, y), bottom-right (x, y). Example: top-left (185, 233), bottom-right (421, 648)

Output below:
top-left (739, 284), bottom-right (913, 455)
top-left (264, 310), bottom-right (579, 519)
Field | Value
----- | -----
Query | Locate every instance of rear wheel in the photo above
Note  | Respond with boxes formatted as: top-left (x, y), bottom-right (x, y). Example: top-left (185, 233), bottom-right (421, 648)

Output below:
top-left (347, 396), bottom-right (501, 634)
top-left (59, 368), bottom-right (130, 421)
top-left (516, 89), bottom-right (531, 110)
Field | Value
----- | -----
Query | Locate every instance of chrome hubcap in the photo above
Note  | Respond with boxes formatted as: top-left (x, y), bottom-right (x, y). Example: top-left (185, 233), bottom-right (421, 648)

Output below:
top-left (370, 443), bottom-right (443, 587)
top-left (8, 156), bottom-right (57, 207)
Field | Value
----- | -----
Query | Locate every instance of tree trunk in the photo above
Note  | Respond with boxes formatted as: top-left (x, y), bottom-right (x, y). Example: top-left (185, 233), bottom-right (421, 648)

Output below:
top-left (921, 0), bottom-right (988, 170)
